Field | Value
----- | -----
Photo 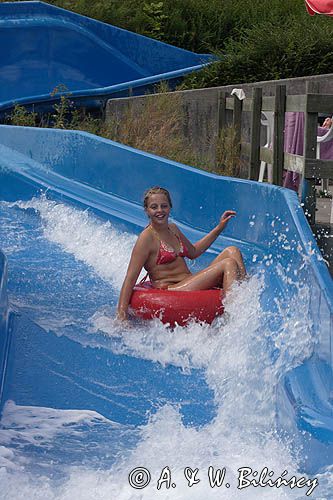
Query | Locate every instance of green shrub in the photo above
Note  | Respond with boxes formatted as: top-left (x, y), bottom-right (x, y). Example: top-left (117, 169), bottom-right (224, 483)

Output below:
top-left (180, 14), bottom-right (333, 87)
top-left (8, 104), bottom-right (38, 127)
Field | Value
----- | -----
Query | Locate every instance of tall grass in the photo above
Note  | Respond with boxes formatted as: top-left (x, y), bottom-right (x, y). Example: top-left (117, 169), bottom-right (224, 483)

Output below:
top-left (7, 92), bottom-right (240, 177)
top-left (215, 125), bottom-right (243, 178)
top-left (102, 93), bottom-right (189, 160)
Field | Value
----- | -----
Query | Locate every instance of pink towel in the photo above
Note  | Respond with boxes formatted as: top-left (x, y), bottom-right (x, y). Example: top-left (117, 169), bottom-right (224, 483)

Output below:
top-left (283, 112), bottom-right (333, 191)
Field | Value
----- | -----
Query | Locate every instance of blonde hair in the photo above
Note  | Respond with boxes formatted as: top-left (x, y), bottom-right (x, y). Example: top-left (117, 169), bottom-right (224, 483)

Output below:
top-left (143, 186), bottom-right (172, 209)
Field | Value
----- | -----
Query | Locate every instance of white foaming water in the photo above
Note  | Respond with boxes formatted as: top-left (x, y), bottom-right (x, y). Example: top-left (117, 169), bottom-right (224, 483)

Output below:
top-left (13, 195), bottom-right (144, 290)
top-left (0, 400), bottom-right (114, 446)
top-left (0, 196), bottom-right (327, 499)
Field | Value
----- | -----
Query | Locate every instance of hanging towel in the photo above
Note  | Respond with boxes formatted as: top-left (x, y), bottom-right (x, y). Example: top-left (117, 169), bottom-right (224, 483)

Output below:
top-left (231, 88), bottom-right (246, 101)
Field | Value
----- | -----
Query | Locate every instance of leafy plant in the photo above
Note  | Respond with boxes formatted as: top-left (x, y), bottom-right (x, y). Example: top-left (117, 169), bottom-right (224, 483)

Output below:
top-left (142, 1), bottom-right (168, 40)
top-left (8, 104), bottom-right (37, 127)
top-left (49, 85), bottom-right (74, 129)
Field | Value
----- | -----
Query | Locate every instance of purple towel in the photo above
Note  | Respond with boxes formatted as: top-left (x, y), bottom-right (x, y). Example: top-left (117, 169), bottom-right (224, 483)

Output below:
top-left (283, 112), bottom-right (333, 191)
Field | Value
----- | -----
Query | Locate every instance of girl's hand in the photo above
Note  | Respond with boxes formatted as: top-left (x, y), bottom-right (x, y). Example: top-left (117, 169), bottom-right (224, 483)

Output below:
top-left (219, 210), bottom-right (236, 229)
top-left (114, 314), bottom-right (133, 330)
top-left (117, 310), bottom-right (129, 322)
top-left (323, 117), bottom-right (333, 129)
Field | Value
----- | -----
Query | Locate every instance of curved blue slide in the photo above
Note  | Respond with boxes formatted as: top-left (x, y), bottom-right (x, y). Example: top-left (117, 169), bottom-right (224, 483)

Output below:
top-left (1, 2), bottom-right (333, 498)
top-left (0, 124), bottom-right (332, 498)
top-left (0, 1), bottom-right (212, 115)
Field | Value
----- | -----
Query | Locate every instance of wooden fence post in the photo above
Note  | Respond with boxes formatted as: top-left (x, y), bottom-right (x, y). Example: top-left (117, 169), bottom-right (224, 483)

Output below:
top-left (233, 94), bottom-right (242, 157)
top-left (303, 81), bottom-right (319, 226)
top-left (217, 90), bottom-right (226, 132)
top-left (249, 87), bottom-right (262, 180)
top-left (272, 85), bottom-right (286, 185)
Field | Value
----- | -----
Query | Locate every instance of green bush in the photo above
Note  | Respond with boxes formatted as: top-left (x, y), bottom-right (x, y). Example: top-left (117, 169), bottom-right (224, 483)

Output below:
top-left (8, 104), bottom-right (38, 127)
top-left (180, 14), bottom-right (333, 87)
top-left (42, 0), bottom-right (308, 52)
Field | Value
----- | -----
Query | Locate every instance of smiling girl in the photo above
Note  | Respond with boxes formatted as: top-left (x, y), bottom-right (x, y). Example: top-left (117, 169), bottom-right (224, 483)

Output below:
top-left (117, 187), bottom-right (246, 321)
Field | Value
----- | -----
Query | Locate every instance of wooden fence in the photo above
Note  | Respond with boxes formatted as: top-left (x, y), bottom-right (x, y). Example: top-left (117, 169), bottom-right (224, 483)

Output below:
top-left (218, 82), bottom-right (333, 225)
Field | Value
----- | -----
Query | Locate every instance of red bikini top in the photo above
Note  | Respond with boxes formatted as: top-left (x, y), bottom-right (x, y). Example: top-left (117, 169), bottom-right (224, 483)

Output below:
top-left (149, 225), bottom-right (190, 265)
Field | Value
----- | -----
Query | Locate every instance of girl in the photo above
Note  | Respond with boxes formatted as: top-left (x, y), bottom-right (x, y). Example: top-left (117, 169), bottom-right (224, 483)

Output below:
top-left (117, 187), bottom-right (246, 321)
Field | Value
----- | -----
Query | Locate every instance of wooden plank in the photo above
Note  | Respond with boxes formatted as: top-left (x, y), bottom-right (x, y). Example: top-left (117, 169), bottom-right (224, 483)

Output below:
top-left (307, 94), bottom-right (333, 113)
top-left (304, 158), bottom-right (333, 178)
top-left (285, 94), bottom-right (307, 112)
top-left (249, 87), bottom-right (262, 180)
top-left (284, 152), bottom-right (304, 174)
top-left (282, 153), bottom-right (333, 178)
top-left (261, 96), bottom-right (275, 111)
top-left (272, 85), bottom-right (286, 185)
top-left (226, 97), bottom-right (234, 110)
top-left (233, 95), bottom-right (242, 163)
top-left (302, 81), bottom-right (319, 225)
top-left (285, 92), bottom-right (333, 113)
top-left (242, 99), bottom-right (253, 112)
top-left (217, 91), bottom-right (227, 132)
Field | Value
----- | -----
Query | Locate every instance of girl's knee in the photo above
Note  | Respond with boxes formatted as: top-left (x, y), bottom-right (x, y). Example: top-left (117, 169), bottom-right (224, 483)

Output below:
top-left (225, 245), bottom-right (241, 258)
top-left (220, 257), bottom-right (238, 271)
top-left (219, 246), bottom-right (240, 259)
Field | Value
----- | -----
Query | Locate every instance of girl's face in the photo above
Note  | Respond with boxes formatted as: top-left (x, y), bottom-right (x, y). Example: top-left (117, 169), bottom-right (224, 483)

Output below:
top-left (145, 193), bottom-right (171, 225)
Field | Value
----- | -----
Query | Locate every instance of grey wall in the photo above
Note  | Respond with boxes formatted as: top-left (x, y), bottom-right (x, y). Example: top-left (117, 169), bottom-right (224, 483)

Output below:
top-left (105, 89), bottom-right (219, 168)
top-left (105, 73), bottom-right (333, 172)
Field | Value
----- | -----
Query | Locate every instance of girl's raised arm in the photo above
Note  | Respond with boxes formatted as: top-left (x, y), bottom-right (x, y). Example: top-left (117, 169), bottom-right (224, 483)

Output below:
top-left (171, 211), bottom-right (236, 259)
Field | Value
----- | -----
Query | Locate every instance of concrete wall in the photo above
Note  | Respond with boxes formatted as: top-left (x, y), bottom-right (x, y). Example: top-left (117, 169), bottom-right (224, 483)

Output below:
top-left (105, 89), bottom-right (219, 169)
top-left (105, 73), bottom-right (333, 171)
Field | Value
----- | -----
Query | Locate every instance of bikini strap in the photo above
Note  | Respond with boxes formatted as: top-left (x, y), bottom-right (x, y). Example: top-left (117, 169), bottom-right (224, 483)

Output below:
top-left (148, 224), bottom-right (182, 253)
top-left (149, 224), bottom-right (178, 241)
top-left (168, 226), bottom-right (184, 252)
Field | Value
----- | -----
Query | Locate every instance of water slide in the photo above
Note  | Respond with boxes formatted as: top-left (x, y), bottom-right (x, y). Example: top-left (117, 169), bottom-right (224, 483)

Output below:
top-left (1, 2), bottom-right (333, 499)
top-left (0, 124), bottom-right (332, 499)
top-left (0, 1), bottom-right (212, 115)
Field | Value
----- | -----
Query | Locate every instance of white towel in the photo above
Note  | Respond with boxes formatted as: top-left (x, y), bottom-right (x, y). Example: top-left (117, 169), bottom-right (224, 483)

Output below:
top-left (231, 88), bottom-right (246, 101)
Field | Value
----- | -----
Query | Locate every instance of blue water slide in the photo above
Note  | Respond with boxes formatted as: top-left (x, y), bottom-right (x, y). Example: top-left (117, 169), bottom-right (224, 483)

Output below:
top-left (0, 1), bottom-right (213, 115)
top-left (0, 125), bottom-right (332, 487)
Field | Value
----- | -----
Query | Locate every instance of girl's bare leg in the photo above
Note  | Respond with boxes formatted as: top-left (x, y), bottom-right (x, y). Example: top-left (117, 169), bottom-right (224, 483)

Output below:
top-left (211, 245), bottom-right (246, 279)
top-left (168, 257), bottom-right (239, 293)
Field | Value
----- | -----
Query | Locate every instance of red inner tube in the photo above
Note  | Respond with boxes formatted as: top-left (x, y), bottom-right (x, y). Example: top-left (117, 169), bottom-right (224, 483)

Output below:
top-left (130, 282), bottom-right (224, 326)
top-left (305, 0), bottom-right (333, 15)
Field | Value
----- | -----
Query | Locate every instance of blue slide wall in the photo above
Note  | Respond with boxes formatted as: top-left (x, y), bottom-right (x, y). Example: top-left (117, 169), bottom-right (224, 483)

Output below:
top-left (2, 1), bottom-right (333, 493)
top-left (0, 250), bottom-right (9, 407)
top-left (0, 1), bottom-right (212, 114)
top-left (0, 125), bottom-right (332, 475)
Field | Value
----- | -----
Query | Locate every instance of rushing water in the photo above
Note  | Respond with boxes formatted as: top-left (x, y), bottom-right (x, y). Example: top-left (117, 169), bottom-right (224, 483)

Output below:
top-left (0, 195), bottom-right (331, 499)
